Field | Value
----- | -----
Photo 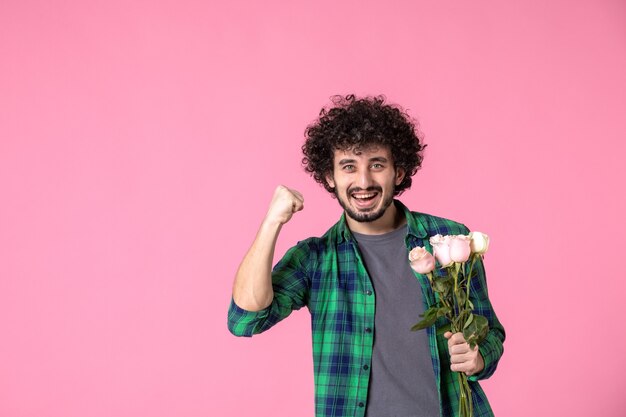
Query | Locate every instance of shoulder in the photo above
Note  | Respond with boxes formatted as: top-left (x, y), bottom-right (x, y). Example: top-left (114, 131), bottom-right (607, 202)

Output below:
top-left (291, 220), bottom-right (339, 255)
top-left (407, 210), bottom-right (470, 237)
top-left (278, 220), bottom-right (340, 267)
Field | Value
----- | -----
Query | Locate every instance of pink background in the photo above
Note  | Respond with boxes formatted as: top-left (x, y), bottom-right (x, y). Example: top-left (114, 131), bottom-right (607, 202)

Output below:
top-left (1, 1), bottom-right (625, 416)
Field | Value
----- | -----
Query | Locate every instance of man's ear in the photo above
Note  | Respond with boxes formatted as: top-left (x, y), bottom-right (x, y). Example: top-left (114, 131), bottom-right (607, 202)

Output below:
top-left (395, 168), bottom-right (406, 186)
top-left (325, 173), bottom-right (335, 189)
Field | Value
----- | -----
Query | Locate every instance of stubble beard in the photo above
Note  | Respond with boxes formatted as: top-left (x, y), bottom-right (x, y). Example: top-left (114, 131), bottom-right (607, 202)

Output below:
top-left (335, 185), bottom-right (396, 223)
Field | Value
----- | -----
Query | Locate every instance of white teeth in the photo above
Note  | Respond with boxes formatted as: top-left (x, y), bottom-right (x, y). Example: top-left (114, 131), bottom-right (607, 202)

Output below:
top-left (352, 193), bottom-right (375, 199)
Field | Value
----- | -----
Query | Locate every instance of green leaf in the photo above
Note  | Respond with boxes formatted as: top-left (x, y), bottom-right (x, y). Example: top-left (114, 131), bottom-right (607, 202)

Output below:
top-left (411, 319), bottom-right (432, 331)
top-left (463, 313), bottom-right (474, 329)
top-left (438, 305), bottom-right (452, 318)
top-left (451, 308), bottom-right (470, 331)
top-left (432, 276), bottom-right (453, 295)
top-left (462, 314), bottom-right (489, 348)
top-left (411, 306), bottom-right (439, 331)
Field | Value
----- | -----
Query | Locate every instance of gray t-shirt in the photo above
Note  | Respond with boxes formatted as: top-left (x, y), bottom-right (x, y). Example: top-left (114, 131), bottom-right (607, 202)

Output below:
top-left (352, 225), bottom-right (439, 417)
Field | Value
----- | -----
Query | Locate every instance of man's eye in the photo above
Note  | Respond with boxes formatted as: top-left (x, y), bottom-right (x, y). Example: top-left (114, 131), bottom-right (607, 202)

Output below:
top-left (371, 163), bottom-right (384, 169)
top-left (342, 165), bottom-right (355, 171)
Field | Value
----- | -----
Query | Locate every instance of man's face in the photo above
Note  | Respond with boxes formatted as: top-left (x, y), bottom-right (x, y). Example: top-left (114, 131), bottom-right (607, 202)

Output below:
top-left (326, 146), bottom-right (405, 223)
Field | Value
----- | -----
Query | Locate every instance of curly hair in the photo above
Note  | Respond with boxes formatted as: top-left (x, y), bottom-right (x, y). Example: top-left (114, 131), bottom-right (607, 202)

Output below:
top-left (302, 94), bottom-right (426, 196)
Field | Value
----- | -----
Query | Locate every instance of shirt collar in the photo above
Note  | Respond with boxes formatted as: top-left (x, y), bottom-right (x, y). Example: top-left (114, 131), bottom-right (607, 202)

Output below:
top-left (336, 199), bottom-right (428, 244)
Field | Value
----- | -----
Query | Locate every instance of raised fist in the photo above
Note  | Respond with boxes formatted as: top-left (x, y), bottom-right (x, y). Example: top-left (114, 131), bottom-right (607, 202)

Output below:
top-left (264, 185), bottom-right (304, 226)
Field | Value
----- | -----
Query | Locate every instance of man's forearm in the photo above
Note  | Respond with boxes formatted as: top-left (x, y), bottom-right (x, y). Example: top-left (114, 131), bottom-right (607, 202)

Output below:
top-left (232, 219), bottom-right (282, 311)
top-left (232, 185), bottom-right (304, 311)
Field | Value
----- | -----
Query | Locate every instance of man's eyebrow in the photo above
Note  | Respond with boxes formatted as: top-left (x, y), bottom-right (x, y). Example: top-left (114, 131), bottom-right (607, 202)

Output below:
top-left (337, 156), bottom-right (389, 165)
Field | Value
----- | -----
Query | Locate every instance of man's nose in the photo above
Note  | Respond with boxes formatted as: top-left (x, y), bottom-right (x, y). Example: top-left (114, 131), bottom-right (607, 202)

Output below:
top-left (356, 168), bottom-right (373, 188)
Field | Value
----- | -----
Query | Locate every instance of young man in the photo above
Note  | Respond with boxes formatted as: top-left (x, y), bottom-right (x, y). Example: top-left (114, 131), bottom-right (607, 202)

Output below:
top-left (228, 95), bottom-right (505, 417)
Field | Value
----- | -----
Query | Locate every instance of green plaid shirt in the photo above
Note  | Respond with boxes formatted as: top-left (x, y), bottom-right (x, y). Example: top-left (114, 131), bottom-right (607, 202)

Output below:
top-left (228, 200), bottom-right (505, 417)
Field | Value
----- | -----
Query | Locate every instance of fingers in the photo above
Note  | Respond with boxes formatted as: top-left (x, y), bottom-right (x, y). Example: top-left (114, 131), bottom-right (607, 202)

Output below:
top-left (447, 332), bottom-right (475, 355)
top-left (445, 332), bottom-right (482, 375)
top-left (266, 185), bottom-right (305, 225)
top-left (449, 350), bottom-right (478, 374)
top-left (446, 332), bottom-right (466, 346)
top-left (290, 188), bottom-right (304, 212)
top-left (290, 188), bottom-right (304, 202)
top-left (280, 186), bottom-right (304, 213)
top-left (449, 342), bottom-right (476, 355)
top-left (450, 361), bottom-right (475, 375)
top-left (449, 347), bottom-right (477, 362)
top-left (451, 355), bottom-right (481, 375)
top-left (276, 185), bottom-right (303, 201)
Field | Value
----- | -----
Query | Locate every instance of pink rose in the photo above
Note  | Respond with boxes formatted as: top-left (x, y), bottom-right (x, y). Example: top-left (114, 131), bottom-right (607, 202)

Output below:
top-left (408, 246), bottom-right (436, 274)
top-left (449, 235), bottom-right (471, 263)
top-left (429, 234), bottom-right (453, 267)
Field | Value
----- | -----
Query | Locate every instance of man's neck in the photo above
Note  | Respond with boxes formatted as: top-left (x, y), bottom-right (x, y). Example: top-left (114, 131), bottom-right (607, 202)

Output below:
top-left (345, 202), bottom-right (407, 235)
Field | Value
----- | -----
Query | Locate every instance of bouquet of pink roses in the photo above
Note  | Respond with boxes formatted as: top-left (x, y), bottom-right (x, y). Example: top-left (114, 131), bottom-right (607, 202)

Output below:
top-left (409, 231), bottom-right (490, 417)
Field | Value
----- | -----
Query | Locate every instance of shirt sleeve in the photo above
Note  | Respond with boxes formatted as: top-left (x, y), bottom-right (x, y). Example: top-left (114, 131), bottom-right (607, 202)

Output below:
top-left (465, 255), bottom-right (506, 381)
top-left (227, 241), bottom-right (312, 337)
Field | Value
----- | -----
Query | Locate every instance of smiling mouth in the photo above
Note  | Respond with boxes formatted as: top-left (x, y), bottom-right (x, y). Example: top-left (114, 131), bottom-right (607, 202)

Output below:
top-left (351, 192), bottom-right (377, 201)
top-left (349, 188), bottom-right (382, 208)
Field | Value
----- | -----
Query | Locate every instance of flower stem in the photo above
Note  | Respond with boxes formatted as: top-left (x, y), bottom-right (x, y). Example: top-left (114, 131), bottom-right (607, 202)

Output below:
top-left (466, 255), bottom-right (477, 306)
top-left (452, 265), bottom-right (460, 321)
top-left (457, 372), bottom-right (473, 417)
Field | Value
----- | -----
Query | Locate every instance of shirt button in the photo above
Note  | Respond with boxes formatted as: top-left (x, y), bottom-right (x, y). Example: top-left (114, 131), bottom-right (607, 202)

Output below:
top-left (365, 327), bottom-right (372, 333)
top-left (365, 290), bottom-right (372, 296)
top-left (363, 364), bottom-right (369, 370)
top-left (358, 402), bottom-right (364, 408)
